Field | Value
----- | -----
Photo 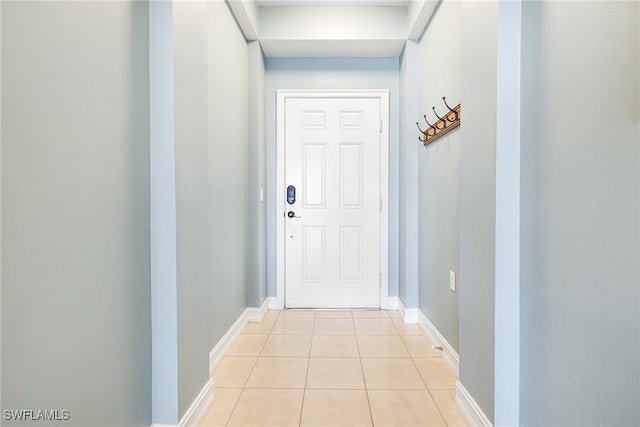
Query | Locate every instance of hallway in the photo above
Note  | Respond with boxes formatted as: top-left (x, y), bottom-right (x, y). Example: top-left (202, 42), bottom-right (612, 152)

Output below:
top-left (2, 1), bottom-right (638, 425)
top-left (201, 309), bottom-right (466, 426)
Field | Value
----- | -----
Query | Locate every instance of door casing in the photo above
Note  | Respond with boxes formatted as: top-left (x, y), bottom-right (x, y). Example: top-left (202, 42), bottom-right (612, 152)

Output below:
top-left (275, 89), bottom-right (390, 309)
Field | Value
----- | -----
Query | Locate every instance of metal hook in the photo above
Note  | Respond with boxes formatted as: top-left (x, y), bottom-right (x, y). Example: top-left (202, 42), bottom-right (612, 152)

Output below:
top-left (416, 121), bottom-right (426, 134)
top-left (432, 106), bottom-right (444, 122)
top-left (422, 115), bottom-right (436, 136)
top-left (432, 106), bottom-right (446, 129)
top-left (442, 96), bottom-right (458, 121)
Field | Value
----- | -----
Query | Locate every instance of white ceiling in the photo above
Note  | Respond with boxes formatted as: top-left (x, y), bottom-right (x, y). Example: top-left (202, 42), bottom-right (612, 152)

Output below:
top-left (256, 0), bottom-right (409, 6)
top-left (228, 0), bottom-right (438, 57)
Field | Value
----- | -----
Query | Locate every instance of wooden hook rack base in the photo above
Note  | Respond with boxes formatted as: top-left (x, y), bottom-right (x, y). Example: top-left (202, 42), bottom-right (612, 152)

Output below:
top-left (420, 104), bottom-right (461, 146)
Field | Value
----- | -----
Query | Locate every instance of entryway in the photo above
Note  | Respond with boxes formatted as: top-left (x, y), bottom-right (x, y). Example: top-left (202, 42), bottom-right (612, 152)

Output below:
top-left (276, 90), bottom-right (390, 309)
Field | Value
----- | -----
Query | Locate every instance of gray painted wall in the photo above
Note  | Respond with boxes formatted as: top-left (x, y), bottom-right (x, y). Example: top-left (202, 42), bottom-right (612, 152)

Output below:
top-left (149, 0), bottom-right (178, 421)
top-left (398, 41), bottom-right (420, 309)
top-left (459, 2), bottom-right (497, 422)
top-left (206, 1), bottom-right (249, 346)
top-left (1, 2), bottom-right (151, 425)
top-left (520, 2), bottom-right (640, 425)
top-left (265, 57), bottom-right (400, 301)
top-left (174, 0), bottom-right (211, 417)
top-left (247, 41), bottom-right (268, 308)
top-left (416, 0), bottom-right (461, 352)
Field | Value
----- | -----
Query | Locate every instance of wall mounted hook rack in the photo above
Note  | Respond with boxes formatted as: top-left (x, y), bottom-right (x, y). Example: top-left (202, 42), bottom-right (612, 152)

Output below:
top-left (417, 97), bottom-right (461, 146)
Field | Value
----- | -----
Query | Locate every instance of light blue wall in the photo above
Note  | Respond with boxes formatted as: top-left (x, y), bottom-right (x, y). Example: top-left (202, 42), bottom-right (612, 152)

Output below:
top-left (416, 0), bottom-right (461, 352)
top-left (398, 41), bottom-right (420, 309)
top-left (206, 1), bottom-right (250, 347)
top-left (149, 0), bottom-right (178, 421)
top-left (152, 1), bottom-right (251, 422)
top-left (2, 2), bottom-right (151, 425)
top-left (174, 0), bottom-right (211, 417)
top-left (265, 57), bottom-right (400, 301)
top-left (520, 2), bottom-right (640, 425)
top-left (459, 2), bottom-right (497, 422)
top-left (246, 41), bottom-right (268, 308)
top-left (2, 0), bottom-right (255, 424)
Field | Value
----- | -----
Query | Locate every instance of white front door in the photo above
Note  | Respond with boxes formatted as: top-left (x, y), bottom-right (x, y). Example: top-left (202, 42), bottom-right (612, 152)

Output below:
top-left (284, 97), bottom-right (381, 308)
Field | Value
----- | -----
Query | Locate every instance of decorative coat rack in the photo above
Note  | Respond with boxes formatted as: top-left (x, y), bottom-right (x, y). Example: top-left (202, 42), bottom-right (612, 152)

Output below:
top-left (417, 97), bottom-right (461, 146)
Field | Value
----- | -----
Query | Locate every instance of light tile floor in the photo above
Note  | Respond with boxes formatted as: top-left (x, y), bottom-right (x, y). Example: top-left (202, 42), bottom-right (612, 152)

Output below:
top-left (201, 309), bottom-right (467, 427)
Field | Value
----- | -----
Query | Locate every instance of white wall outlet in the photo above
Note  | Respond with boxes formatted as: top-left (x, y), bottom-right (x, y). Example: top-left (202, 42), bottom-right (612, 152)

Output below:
top-left (449, 270), bottom-right (456, 292)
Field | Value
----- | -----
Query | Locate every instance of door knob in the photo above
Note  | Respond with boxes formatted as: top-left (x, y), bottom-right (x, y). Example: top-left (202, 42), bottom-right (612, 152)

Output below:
top-left (287, 211), bottom-right (301, 218)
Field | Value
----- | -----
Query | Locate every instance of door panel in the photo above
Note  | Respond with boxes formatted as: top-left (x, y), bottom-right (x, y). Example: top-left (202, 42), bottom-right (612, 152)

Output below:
top-left (285, 97), bottom-right (381, 308)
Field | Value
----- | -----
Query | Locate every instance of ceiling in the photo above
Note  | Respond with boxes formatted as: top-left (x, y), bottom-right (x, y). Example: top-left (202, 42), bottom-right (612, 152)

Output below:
top-left (256, 0), bottom-right (409, 6)
top-left (229, 0), bottom-right (437, 57)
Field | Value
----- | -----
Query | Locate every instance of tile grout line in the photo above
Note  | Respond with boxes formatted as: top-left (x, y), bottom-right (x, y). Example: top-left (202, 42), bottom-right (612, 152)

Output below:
top-left (298, 311), bottom-right (316, 426)
top-left (402, 314), bottom-right (454, 427)
top-left (353, 312), bottom-right (376, 426)
top-left (222, 310), bottom-right (281, 426)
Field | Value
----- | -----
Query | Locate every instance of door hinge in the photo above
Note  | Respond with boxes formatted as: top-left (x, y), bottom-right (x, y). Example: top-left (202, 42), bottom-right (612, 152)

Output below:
top-left (379, 274), bottom-right (382, 288)
top-left (379, 119), bottom-right (383, 133)
top-left (379, 198), bottom-right (383, 211)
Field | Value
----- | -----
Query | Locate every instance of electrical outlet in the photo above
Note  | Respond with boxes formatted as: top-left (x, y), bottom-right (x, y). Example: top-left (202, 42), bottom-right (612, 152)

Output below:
top-left (449, 271), bottom-right (456, 292)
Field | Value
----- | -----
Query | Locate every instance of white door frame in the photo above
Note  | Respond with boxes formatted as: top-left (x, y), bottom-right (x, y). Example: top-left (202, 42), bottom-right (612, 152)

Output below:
top-left (275, 89), bottom-right (390, 309)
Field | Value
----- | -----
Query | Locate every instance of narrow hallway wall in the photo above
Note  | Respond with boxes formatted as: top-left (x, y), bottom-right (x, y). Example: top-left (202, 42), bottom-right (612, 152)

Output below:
top-left (459, 2), bottom-right (498, 422)
top-left (416, 0), bottom-right (461, 353)
top-left (206, 1), bottom-right (250, 349)
top-left (1, 2), bottom-right (151, 425)
top-left (520, 2), bottom-right (640, 424)
top-left (174, 0), bottom-right (212, 417)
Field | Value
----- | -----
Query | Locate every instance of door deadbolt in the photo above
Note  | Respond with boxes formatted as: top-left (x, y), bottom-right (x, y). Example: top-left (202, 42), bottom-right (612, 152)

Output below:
top-left (287, 185), bottom-right (296, 204)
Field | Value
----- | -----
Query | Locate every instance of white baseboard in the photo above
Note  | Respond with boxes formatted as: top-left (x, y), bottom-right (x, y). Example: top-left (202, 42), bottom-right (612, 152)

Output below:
top-left (383, 296), bottom-right (399, 310)
top-left (247, 298), bottom-right (269, 323)
top-left (209, 309), bottom-right (249, 376)
top-left (179, 379), bottom-right (214, 427)
top-left (456, 381), bottom-right (493, 427)
top-left (149, 379), bottom-right (214, 427)
top-left (267, 296), bottom-right (281, 310)
top-left (396, 299), bottom-right (419, 323)
top-left (417, 309), bottom-right (459, 377)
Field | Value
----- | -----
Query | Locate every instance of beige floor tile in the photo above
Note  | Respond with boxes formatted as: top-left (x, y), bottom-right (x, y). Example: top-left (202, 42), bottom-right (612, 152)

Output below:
top-left (352, 310), bottom-right (390, 318)
top-left (200, 388), bottom-right (242, 427)
top-left (271, 317), bottom-right (315, 335)
top-left (414, 357), bottom-right (457, 389)
top-left (261, 334), bottom-right (312, 357)
top-left (263, 309), bottom-right (282, 319)
top-left (391, 318), bottom-right (424, 335)
top-left (227, 334), bottom-right (268, 356)
top-left (245, 357), bottom-right (309, 389)
top-left (357, 335), bottom-right (409, 357)
top-left (242, 318), bottom-right (277, 335)
top-left (314, 318), bottom-right (356, 335)
top-left (281, 309), bottom-right (317, 318)
top-left (387, 310), bottom-right (403, 319)
top-left (367, 390), bottom-right (446, 427)
top-left (354, 318), bottom-right (398, 335)
top-left (431, 389), bottom-right (468, 427)
top-left (361, 358), bottom-right (425, 389)
top-left (300, 389), bottom-right (372, 426)
top-left (402, 335), bottom-right (441, 358)
top-left (314, 310), bottom-right (353, 319)
top-left (306, 358), bottom-right (365, 389)
top-left (310, 335), bottom-right (360, 358)
top-left (226, 388), bottom-right (304, 427)
top-left (211, 356), bottom-right (257, 388)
